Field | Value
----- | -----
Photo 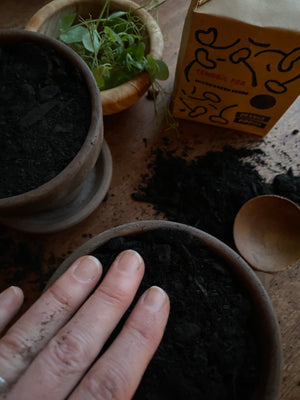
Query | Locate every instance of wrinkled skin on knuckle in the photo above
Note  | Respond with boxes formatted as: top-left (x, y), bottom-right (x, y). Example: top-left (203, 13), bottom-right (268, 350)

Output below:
top-left (96, 284), bottom-right (129, 309)
top-left (45, 331), bottom-right (90, 378)
top-left (82, 363), bottom-right (129, 400)
top-left (125, 313), bottom-right (156, 346)
top-left (47, 285), bottom-right (73, 312)
top-left (0, 331), bottom-right (35, 367)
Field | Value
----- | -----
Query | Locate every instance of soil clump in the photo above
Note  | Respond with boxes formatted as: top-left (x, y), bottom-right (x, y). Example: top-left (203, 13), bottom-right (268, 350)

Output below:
top-left (0, 40), bottom-right (91, 198)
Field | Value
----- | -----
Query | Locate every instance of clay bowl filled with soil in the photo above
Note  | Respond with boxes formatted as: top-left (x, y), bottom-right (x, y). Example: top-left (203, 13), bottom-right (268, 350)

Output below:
top-left (25, 0), bottom-right (165, 115)
top-left (0, 29), bottom-right (112, 233)
top-left (48, 220), bottom-right (282, 400)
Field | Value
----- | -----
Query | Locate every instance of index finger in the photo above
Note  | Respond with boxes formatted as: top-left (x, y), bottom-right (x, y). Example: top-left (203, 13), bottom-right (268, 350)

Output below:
top-left (0, 287), bottom-right (24, 334)
top-left (0, 255), bottom-right (102, 387)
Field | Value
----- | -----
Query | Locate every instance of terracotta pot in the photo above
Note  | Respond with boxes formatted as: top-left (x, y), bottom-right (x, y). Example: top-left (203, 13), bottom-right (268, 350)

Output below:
top-left (25, 0), bottom-right (165, 115)
top-left (0, 29), bottom-right (112, 233)
top-left (47, 220), bottom-right (282, 400)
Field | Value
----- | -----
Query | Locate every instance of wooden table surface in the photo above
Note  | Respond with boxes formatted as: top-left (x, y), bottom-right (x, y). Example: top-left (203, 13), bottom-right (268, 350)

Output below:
top-left (0, 1), bottom-right (299, 399)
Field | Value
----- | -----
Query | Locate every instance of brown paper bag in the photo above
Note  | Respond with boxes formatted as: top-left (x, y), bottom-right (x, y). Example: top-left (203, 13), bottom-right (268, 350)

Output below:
top-left (172, 0), bottom-right (300, 136)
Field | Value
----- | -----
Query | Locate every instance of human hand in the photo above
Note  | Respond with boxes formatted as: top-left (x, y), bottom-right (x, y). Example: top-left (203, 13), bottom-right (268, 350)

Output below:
top-left (0, 250), bottom-right (170, 399)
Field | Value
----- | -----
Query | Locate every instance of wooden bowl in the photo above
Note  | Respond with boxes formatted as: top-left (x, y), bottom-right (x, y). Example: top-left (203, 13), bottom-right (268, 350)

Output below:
top-left (0, 29), bottom-right (111, 233)
top-left (47, 220), bottom-right (282, 400)
top-left (26, 0), bottom-right (165, 115)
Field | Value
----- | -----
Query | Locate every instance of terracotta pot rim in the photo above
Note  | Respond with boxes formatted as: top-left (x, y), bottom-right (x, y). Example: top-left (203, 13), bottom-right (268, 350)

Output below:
top-left (47, 219), bottom-right (282, 400)
top-left (0, 29), bottom-right (103, 207)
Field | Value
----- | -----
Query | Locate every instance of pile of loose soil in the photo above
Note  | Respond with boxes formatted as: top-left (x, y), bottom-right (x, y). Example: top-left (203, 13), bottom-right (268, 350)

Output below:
top-left (0, 40), bottom-right (91, 198)
top-left (0, 225), bottom-right (92, 297)
top-left (132, 146), bottom-right (299, 247)
top-left (272, 168), bottom-right (300, 204)
top-left (0, 227), bottom-right (62, 292)
top-left (92, 228), bottom-right (259, 400)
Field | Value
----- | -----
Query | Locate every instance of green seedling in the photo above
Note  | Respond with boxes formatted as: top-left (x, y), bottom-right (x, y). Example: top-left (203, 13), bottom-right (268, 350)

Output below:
top-left (58, 0), bottom-right (169, 90)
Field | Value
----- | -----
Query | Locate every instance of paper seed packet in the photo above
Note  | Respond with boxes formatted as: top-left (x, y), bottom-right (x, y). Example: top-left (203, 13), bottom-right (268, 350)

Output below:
top-left (172, 0), bottom-right (300, 136)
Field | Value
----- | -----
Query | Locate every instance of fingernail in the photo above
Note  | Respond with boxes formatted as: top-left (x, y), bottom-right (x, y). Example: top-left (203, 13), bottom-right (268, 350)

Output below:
top-left (72, 256), bottom-right (101, 283)
top-left (115, 250), bottom-right (143, 275)
top-left (0, 286), bottom-right (23, 306)
top-left (11, 286), bottom-right (23, 298)
top-left (142, 286), bottom-right (167, 312)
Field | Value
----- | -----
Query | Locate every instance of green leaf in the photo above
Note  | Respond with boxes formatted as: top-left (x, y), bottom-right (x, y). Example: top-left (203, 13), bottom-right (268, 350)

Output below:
top-left (107, 11), bottom-right (127, 19)
top-left (93, 66), bottom-right (105, 89)
top-left (93, 64), bottom-right (111, 89)
top-left (134, 41), bottom-right (145, 62)
top-left (146, 55), bottom-right (169, 80)
top-left (125, 53), bottom-right (143, 71)
top-left (153, 59), bottom-right (169, 80)
top-left (59, 13), bottom-right (76, 32)
top-left (145, 54), bottom-right (157, 74)
top-left (82, 29), bottom-right (101, 53)
top-left (119, 32), bottom-right (135, 46)
top-left (104, 26), bottom-right (124, 51)
top-left (59, 26), bottom-right (88, 44)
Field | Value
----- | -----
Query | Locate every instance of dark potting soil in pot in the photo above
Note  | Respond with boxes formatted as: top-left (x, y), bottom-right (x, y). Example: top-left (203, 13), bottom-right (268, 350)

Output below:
top-left (0, 40), bottom-right (91, 198)
top-left (92, 228), bottom-right (259, 400)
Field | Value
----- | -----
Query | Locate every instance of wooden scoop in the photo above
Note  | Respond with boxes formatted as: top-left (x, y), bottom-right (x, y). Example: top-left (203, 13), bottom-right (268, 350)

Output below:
top-left (233, 195), bottom-right (300, 272)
